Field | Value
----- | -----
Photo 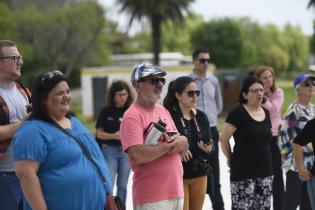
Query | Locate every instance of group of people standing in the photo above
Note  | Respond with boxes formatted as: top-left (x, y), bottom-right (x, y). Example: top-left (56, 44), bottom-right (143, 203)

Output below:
top-left (95, 49), bottom-right (226, 210)
top-left (221, 66), bottom-right (315, 210)
top-left (0, 38), bottom-right (315, 210)
top-left (0, 40), bottom-right (224, 210)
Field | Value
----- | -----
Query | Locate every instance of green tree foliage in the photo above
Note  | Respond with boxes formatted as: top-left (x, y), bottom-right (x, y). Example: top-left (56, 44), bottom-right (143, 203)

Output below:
top-left (191, 17), bottom-right (309, 73)
top-left (281, 24), bottom-right (309, 71)
top-left (0, 3), bottom-right (13, 38)
top-left (161, 13), bottom-right (203, 55)
top-left (125, 12), bottom-right (203, 55)
top-left (117, 0), bottom-right (194, 64)
top-left (0, 0), bottom-right (110, 87)
top-left (191, 18), bottom-right (245, 68)
top-left (13, 1), bottom-right (108, 79)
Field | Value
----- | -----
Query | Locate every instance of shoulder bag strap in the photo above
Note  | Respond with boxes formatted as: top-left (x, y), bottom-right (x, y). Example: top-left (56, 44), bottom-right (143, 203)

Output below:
top-left (189, 109), bottom-right (203, 141)
top-left (54, 124), bottom-right (110, 194)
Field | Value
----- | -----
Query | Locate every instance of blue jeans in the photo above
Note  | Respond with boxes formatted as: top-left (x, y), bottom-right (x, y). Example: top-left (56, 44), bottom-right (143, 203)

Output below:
top-left (0, 172), bottom-right (23, 210)
top-left (101, 145), bottom-right (131, 204)
top-left (307, 176), bottom-right (315, 210)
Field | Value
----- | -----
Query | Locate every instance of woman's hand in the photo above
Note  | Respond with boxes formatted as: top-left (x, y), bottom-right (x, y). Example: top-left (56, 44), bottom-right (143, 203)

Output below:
top-left (197, 141), bottom-right (213, 153)
top-left (181, 150), bottom-right (192, 162)
top-left (298, 168), bottom-right (312, 181)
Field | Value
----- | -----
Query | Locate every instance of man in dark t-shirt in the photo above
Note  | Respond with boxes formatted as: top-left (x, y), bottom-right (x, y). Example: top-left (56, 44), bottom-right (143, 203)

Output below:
top-left (293, 118), bottom-right (315, 209)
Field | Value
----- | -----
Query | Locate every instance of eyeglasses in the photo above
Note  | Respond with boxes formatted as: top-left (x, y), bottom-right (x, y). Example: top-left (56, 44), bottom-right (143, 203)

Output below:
top-left (198, 58), bottom-right (210, 64)
top-left (186, 90), bottom-right (200, 97)
top-left (248, 88), bottom-right (264, 94)
top-left (302, 80), bottom-right (315, 87)
top-left (140, 77), bottom-right (166, 86)
top-left (0, 55), bottom-right (23, 62)
top-left (41, 70), bottom-right (63, 84)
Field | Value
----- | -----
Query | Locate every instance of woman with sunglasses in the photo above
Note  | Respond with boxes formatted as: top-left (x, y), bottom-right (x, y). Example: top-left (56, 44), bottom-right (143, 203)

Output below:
top-left (95, 80), bottom-right (133, 205)
top-left (12, 71), bottom-right (112, 210)
top-left (255, 66), bottom-right (284, 210)
top-left (279, 73), bottom-right (315, 210)
top-left (163, 76), bottom-right (214, 210)
top-left (220, 76), bottom-right (273, 210)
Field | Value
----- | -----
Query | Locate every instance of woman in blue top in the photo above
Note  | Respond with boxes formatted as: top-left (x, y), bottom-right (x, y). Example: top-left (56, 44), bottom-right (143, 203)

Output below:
top-left (13, 70), bottom-right (112, 210)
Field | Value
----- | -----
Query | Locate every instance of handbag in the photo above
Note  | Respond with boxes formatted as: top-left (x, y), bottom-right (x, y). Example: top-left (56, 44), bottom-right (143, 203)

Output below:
top-left (106, 194), bottom-right (125, 210)
top-left (54, 124), bottom-right (125, 210)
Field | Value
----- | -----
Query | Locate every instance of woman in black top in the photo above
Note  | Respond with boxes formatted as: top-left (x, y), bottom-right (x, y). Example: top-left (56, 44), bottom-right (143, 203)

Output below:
top-left (220, 76), bottom-right (273, 210)
top-left (95, 80), bottom-right (133, 204)
top-left (163, 76), bottom-right (214, 210)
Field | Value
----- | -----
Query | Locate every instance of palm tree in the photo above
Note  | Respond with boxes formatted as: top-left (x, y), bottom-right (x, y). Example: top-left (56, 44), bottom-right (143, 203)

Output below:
top-left (117, 0), bottom-right (194, 65)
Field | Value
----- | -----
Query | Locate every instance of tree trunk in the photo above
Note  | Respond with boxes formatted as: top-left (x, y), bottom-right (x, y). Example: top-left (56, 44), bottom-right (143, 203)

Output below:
top-left (151, 15), bottom-right (161, 65)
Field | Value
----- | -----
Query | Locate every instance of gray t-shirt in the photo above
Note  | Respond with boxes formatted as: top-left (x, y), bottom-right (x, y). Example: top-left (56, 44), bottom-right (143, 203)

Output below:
top-left (0, 83), bottom-right (28, 171)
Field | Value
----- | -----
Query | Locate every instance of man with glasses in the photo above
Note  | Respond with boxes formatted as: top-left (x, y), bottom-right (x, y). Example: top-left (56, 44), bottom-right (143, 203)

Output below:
top-left (0, 40), bottom-right (30, 210)
top-left (120, 63), bottom-right (188, 210)
top-left (189, 48), bottom-right (224, 210)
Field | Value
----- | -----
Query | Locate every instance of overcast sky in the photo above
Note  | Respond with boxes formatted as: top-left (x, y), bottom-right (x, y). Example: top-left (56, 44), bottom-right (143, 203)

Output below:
top-left (100, 0), bottom-right (315, 35)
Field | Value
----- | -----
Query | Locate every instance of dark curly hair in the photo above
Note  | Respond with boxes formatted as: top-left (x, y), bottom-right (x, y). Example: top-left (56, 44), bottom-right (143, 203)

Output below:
top-left (239, 76), bottom-right (266, 104)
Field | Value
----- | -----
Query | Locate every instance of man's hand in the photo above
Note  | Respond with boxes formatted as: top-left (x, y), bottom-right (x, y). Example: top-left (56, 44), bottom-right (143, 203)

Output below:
top-left (162, 134), bottom-right (187, 154)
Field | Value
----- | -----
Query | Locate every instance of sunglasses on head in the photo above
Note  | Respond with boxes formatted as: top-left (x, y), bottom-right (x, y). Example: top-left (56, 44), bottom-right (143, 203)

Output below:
top-left (41, 70), bottom-right (64, 84)
top-left (198, 58), bottom-right (210, 64)
top-left (186, 90), bottom-right (200, 97)
top-left (302, 80), bottom-right (315, 87)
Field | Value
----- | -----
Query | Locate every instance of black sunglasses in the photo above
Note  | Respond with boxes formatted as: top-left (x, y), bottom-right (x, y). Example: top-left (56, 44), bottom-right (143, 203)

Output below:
top-left (186, 90), bottom-right (200, 97)
top-left (41, 70), bottom-right (64, 84)
top-left (198, 58), bottom-right (210, 64)
top-left (0, 55), bottom-right (23, 62)
top-left (141, 77), bottom-right (166, 86)
top-left (302, 80), bottom-right (315, 87)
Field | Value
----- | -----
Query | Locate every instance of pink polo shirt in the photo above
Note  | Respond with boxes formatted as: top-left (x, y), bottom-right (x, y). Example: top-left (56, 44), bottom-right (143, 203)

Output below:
top-left (120, 102), bottom-right (184, 205)
top-left (263, 88), bottom-right (284, 136)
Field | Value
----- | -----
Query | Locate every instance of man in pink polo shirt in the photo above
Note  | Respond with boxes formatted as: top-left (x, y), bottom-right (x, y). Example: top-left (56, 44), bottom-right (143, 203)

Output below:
top-left (120, 63), bottom-right (188, 210)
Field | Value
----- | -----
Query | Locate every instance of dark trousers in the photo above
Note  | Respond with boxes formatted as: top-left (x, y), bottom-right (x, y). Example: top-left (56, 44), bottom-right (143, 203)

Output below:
top-left (207, 126), bottom-right (224, 210)
top-left (270, 137), bottom-right (284, 210)
top-left (0, 172), bottom-right (23, 210)
top-left (282, 170), bottom-right (312, 210)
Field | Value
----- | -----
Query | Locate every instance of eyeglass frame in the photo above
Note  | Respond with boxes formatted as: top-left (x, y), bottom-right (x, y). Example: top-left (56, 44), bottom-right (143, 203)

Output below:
top-left (248, 88), bottom-right (264, 94)
top-left (0, 55), bottom-right (23, 62)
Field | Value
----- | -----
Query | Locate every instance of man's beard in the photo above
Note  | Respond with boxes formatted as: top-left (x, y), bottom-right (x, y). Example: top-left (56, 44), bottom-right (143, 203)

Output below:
top-left (140, 89), bottom-right (161, 104)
